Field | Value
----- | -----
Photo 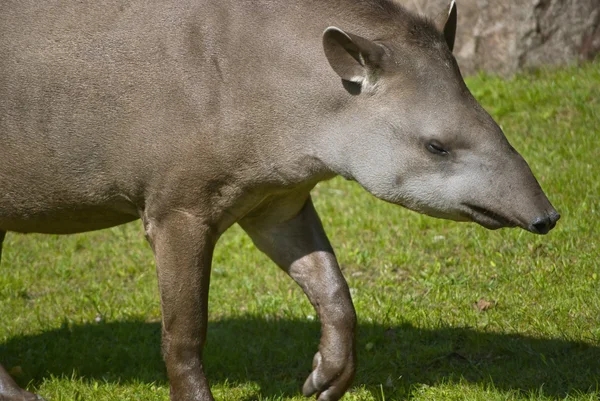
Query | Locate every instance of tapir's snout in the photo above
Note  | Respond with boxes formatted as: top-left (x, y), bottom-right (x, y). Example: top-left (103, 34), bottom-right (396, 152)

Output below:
top-left (453, 150), bottom-right (560, 235)
top-left (528, 210), bottom-right (560, 235)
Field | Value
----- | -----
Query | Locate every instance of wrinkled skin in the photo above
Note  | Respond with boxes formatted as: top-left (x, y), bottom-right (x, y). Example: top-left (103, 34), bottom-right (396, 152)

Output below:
top-left (0, 0), bottom-right (558, 400)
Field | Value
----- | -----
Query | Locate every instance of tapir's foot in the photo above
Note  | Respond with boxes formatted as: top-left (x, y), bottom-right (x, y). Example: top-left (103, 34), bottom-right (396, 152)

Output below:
top-left (302, 351), bottom-right (355, 401)
top-left (0, 364), bottom-right (45, 401)
top-left (166, 361), bottom-right (215, 401)
top-left (0, 389), bottom-right (46, 401)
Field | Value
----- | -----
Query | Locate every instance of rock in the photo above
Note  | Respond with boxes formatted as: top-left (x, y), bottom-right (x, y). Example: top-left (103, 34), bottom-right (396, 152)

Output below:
top-left (397, 0), bottom-right (600, 76)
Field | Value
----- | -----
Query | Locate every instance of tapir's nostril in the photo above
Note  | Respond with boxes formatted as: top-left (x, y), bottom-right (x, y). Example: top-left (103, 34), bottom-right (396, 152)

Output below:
top-left (530, 216), bottom-right (551, 234)
top-left (529, 212), bottom-right (560, 235)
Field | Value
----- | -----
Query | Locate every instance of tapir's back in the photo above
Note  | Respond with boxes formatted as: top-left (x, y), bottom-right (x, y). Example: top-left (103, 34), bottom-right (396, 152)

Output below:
top-left (0, 0), bottom-right (223, 233)
top-left (0, 0), bottom-right (193, 158)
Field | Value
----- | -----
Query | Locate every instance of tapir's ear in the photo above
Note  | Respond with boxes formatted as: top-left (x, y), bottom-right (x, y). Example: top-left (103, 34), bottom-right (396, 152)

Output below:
top-left (435, 0), bottom-right (457, 52)
top-left (322, 27), bottom-right (385, 92)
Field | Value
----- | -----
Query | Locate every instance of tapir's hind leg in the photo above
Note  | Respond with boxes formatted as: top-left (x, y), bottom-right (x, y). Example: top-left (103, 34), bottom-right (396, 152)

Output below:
top-left (0, 364), bottom-right (44, 401)
top-left (0, 231), bottom-right (45, 401)
top-left (0, 230), bottom-right (9, 269)
top-left (240, 197), bottom-right (356, 401)
top-left (0, 230), bottom-right (4, 261)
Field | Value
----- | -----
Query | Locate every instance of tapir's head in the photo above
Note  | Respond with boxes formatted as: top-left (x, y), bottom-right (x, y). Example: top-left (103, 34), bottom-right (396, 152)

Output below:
top-left (321, 0), bottom-right (559, 234)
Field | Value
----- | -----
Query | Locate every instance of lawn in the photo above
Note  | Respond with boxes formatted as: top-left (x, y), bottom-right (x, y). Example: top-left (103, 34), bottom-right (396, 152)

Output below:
top-left (1, 62), bottom-right (599, 401)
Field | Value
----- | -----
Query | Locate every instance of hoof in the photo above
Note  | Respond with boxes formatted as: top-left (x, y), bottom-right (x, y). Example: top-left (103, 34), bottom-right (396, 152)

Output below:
top-left (302, 351), bottom-right (355, 401)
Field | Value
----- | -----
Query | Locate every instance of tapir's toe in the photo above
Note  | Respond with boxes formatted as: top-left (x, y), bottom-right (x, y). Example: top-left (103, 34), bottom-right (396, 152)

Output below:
top-left (21, 390), bottom-right (46, 401)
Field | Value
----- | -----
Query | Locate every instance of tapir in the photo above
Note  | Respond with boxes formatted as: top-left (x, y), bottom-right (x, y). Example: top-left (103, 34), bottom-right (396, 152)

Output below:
top-left (0, 0), bottom-right (559, 400)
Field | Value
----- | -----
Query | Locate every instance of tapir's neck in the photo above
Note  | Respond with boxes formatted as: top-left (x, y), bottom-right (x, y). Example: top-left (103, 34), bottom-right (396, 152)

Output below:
top-left (204, 1), bottom-right (410, 187)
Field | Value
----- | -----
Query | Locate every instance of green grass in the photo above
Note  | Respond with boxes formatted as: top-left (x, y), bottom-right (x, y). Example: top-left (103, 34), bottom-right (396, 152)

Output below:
top-left (1, 62), bottom-right (599, 401)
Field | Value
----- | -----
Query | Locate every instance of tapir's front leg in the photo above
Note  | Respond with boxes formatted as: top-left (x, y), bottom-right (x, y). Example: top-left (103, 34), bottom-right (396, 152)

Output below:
top-left (241, 197), bottom-right (356, 401)
top-left (143, 212), bottom-right (217, 401)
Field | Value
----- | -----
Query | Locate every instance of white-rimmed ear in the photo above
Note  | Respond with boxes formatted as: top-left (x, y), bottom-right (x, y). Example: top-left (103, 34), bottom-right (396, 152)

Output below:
top-left (435, 0), bottom-right (457, 52)
top-left (322, 27), bottom-right (385, 92)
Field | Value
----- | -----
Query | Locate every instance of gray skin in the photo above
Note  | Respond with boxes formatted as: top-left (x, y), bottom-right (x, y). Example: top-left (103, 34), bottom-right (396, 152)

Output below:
top-left (0, 0), bottom-right (559, 400)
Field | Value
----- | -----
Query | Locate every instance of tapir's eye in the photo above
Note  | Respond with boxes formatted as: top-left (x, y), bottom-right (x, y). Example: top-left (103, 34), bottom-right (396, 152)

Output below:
top-left (426, 141), bottom-right (449, 156)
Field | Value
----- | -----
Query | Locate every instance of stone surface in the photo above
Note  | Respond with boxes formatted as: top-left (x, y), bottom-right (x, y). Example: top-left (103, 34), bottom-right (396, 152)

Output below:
top-left (397, 0), bottom-right (600, 76)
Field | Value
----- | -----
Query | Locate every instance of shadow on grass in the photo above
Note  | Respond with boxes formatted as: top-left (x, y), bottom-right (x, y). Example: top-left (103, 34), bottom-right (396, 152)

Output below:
top-left (1, 318), bottom-right (599, 399)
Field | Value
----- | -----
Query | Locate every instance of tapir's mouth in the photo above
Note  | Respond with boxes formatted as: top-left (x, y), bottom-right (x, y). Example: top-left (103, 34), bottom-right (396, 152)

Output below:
top-left (462, 203), bottom-right (520, 230)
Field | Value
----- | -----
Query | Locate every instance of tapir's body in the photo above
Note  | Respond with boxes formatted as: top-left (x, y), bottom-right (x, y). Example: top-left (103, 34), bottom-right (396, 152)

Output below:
top-left (0, 1), bottom-right (559, 400)
top-left (0, 0), bottom-right (340, 235)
